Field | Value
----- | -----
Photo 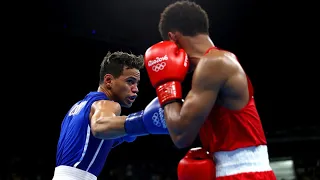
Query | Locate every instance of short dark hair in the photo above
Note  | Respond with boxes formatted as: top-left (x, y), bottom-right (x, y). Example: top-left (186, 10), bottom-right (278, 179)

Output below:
top-left (159, 1), bottom-right (209, 40)
top-left (99, 51), bottom-right (144, 83)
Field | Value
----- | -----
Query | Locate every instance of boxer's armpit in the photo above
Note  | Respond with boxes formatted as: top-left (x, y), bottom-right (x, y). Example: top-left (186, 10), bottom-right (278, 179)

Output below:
top-left (90, 100), bottom-right (127, 139)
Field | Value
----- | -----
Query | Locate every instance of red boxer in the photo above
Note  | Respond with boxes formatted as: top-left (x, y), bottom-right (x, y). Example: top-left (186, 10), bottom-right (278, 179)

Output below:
top-left (144, 1), bottom-right (276, 179)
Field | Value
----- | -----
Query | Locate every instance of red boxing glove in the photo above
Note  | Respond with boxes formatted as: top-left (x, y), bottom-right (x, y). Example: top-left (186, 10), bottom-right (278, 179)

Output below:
top-left (178, 147), bottom-right (216, 180)
top-left (144, 41), bottom-right (189, 106)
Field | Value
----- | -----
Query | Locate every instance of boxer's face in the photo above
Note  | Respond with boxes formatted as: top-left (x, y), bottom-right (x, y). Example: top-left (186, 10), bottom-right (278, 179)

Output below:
top-left (111, 67), bottom-right (140, 108)
top-left (168, 31), bottom-right (194, 73)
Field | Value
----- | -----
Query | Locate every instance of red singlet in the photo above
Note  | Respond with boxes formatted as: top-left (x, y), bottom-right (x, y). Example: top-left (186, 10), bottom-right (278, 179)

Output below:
top-left (199, 47), bottom-right (267, 153)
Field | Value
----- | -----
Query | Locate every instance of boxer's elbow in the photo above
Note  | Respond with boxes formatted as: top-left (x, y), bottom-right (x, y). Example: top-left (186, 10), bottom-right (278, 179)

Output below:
top-left (91, 121), bottom-right (113, 139)
top-left (168, 122), bottom-right (194, 148)
top-left (171, 134), bottom-right (194, 149)
top-left (91, 126), bottom-right (120, 140)
top-left (91, 128), bottom-right (108, 139)
top-left (91, 117), bottom-right (126, 139)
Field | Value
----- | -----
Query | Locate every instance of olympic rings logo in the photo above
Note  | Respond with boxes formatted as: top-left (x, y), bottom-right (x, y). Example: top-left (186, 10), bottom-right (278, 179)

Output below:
top-left (152, 108), bottom-right (166, 128)
top-left (152, 113), bottom-right (161, 127)
top-left (152, 62), bottom-right (166, 72)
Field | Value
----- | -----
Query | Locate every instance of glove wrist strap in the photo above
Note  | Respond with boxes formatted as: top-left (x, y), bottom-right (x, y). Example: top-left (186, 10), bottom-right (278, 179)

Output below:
top-left (156, 81), bottom-right (182, 107)
top-left (124, 110), bottom-right (149, 136)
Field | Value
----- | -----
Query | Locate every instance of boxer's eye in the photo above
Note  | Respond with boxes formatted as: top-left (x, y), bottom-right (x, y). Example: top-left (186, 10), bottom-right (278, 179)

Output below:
top-left (127, 80), bottom-right (135, 85)
top-left (126, 78), bottom-right (139, 86)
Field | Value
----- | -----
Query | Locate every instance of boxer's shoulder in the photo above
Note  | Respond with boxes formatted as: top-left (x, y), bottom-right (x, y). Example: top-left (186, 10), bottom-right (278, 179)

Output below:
top-left (205, 49), bottom-right (236, 62)
top-left (197, 53), bottom-right (232, 75)
top-left (193, 52), bottom-right (240, 89)
top-left (202, 50), bottom-right (240, 75)
top-left (91, 100), bottom-right (121, 116)
top-left (192, 57), bottom-right (228, 90)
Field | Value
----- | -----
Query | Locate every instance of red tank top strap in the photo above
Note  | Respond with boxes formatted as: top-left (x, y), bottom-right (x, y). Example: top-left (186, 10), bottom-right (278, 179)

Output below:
top-left (234, 55), bottom-right (254, 97)
top-left (204, 47), bottom-right (217, 55)
top-left (246, 76), bottom-right (254, 97)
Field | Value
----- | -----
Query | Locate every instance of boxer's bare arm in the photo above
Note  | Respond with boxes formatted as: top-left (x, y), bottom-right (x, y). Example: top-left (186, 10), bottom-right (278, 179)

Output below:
top-left (164, 58), bottom-right (228, 148)
top-left (90, 100), bottom-right (127, 139)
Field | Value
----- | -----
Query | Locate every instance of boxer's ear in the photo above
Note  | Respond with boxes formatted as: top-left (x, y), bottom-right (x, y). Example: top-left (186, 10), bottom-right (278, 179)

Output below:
top-left (104, 74), bottom-right (114, 89)
top-left (168, 32), bottom-right (177, 42)
top-left (168, 32), bottom-right (183, 48)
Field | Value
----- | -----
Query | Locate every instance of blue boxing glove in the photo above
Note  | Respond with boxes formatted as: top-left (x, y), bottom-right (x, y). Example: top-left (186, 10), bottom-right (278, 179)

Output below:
top-left (124, 97), bottom-right (169, 136)
top-left (123, 135), bottom-right (136, 142)
top-left (112, 135), bottom-right (137, 148)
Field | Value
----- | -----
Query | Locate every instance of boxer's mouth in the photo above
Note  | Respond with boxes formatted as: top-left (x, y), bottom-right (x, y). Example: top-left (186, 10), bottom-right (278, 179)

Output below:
top-left (127, 95), bottom-right (137, 102)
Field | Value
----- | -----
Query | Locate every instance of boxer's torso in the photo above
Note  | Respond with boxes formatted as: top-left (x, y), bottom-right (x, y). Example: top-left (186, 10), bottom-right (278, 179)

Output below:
top-left (199, 94), bottom-right (267, 153)
top-left (56, 92), bottom-right (115, 176)
top-left (198, 47), bottom-right (267, 153)
top-left (197, 47), bottom-right (274, 178)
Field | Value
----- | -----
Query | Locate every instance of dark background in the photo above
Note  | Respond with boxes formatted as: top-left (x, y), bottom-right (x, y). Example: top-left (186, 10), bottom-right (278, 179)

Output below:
top-left (5, 0), bottom-right (319, 179)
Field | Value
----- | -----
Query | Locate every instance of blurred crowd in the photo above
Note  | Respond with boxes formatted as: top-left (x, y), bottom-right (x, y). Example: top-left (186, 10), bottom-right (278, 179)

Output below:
top-left (3, 156), bottom-right (319, 180)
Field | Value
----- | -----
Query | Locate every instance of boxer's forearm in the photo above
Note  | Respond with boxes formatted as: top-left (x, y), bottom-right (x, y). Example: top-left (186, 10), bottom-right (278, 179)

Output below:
top-left (164, 88), bottom-right (213, 148)
top-left (91, 116), bottom-right (127, 139)
top-left (164, 102), bottom-right (195, 148)
top-left (164, 102), bottom-right (183, 133)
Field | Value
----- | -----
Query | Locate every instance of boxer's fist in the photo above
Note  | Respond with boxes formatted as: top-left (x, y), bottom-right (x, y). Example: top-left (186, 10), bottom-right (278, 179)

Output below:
top-left (144, 41), bottom-right (189, 106)
top-left (122, 135), bottom-right (136, 142)
top-left (124, 97), bottom-right (169, 136)
top-left (112, 135), bottom-right (137, 148)
top-left (178, 147), bottom-right (216, 180)
top-left (144, 41), bottom-right (189, 87)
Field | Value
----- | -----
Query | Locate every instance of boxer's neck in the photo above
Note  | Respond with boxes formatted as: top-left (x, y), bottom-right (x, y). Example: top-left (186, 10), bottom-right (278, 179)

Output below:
top-left (98, 85), bottom-right (115, 100)
top-left (182, 34), bottom-right (214, 65)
